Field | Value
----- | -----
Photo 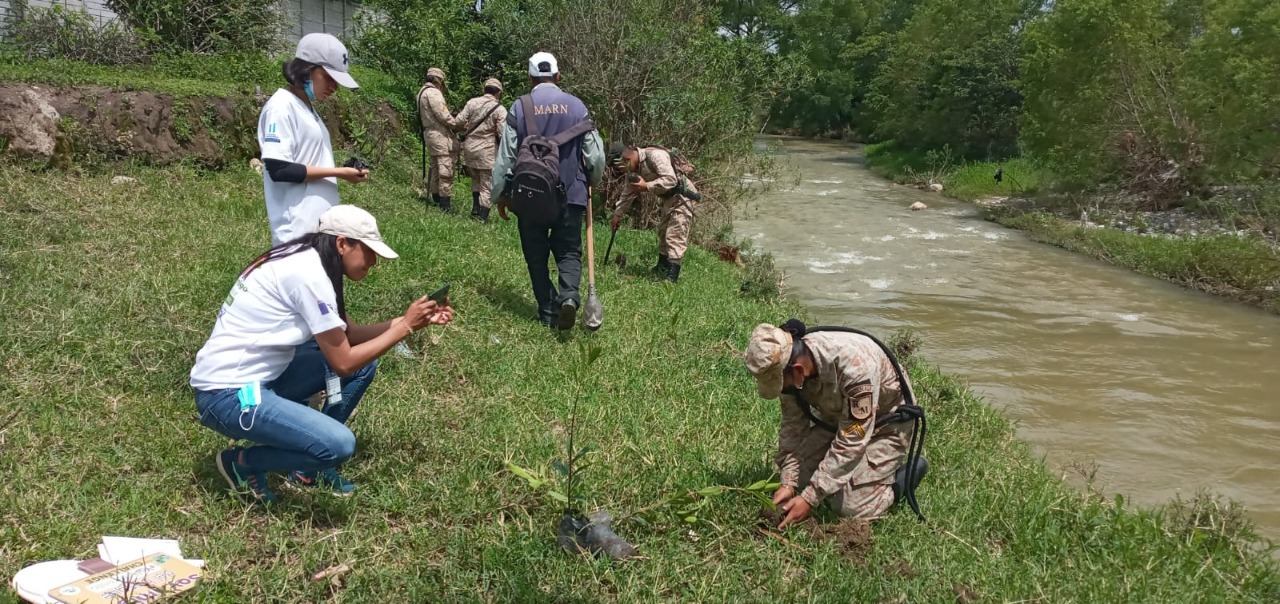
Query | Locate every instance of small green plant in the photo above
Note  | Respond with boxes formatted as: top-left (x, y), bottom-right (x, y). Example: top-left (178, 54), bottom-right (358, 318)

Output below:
top-left (506, 339), bottom-right (603, 512)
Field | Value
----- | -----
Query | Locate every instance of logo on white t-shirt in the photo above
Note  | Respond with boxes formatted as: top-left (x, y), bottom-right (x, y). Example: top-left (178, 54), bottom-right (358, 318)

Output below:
top-left (264, 123), bottom-right (281, 143)
top-left (318, 301), bottom-right (331, 315)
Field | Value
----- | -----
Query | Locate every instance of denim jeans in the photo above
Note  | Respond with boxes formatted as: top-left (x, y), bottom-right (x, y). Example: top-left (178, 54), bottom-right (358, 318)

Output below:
top-left (194, 340), bottom-right (379, 473)
top-left (518, 204), bottom-right (584, 324)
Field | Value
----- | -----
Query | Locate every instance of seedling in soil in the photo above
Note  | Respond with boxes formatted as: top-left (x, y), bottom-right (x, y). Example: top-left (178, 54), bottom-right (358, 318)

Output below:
top-left (506, 340), bottom-right (639, 561)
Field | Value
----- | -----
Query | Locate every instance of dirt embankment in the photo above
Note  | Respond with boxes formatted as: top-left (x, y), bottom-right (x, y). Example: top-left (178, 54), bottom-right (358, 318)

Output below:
top-left (0, 84), bottom-right (402, 169)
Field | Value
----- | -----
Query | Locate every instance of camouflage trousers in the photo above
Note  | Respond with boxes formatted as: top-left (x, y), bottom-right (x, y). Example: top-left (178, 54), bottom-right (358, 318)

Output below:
top-left (468, 167), bottom-right (493, 209)
top-left (429, 154), bottom-right (455, 196)
top-left (657, 195), bottom-right (695, 262)
top-left (793, 428), bottom-right (911, 519)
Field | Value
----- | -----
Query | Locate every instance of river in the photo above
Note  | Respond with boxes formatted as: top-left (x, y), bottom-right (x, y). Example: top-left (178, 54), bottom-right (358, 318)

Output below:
top-left (735, 137), bottom-right (1280, 542)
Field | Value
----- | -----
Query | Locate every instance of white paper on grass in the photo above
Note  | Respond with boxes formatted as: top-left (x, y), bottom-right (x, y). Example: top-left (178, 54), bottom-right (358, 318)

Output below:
top-left (99, 536), bottom-right (183, 565)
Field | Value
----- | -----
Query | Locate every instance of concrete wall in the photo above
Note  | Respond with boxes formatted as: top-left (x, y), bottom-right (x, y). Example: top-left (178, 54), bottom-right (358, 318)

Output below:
top-left (0, 0), bottom-right (361, 44)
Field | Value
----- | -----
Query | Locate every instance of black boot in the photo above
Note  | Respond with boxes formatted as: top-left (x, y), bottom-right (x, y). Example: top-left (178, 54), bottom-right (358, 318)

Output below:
top-left (666, 261), bottom-right (682, 283)
top-left (429, 194), bottom-right (441, 209)
top-left (892, 455), bottom-right (928, 505)
top-left (470, 192), bottom-right (482, 219)
top-left (478, 206), bottom-right (491, 223)
top-left (653, 255), bottom-right (670, 274)
top-left (438, 195), bottom-right (453, 214)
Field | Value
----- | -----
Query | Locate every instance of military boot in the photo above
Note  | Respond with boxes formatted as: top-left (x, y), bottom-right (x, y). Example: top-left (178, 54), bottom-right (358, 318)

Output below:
top-left (429, 194), bottom-right (441, 209)
top-left (437, 196), bottom-right (454, 214)
top-left (892, 455), bottom-right (929, 505)
top-left (653, 255), bottom-right (670, 274)
top-left (470, 192), bottom-right (482, 220)
top-left (478, 206), bottom-right (491, 223)
top-left (666, 261), bottom-right (682, 283)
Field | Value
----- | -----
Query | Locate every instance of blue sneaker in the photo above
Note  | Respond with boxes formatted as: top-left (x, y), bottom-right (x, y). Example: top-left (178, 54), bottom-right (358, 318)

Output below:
top-left (287, 468), bottom-right (356, 496)
top-left (216, 448), bottom-right (277, 504)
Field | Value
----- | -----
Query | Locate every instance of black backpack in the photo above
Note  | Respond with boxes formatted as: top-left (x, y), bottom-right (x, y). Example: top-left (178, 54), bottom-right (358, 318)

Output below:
top-left (508, 94), bottom-right (595, 226)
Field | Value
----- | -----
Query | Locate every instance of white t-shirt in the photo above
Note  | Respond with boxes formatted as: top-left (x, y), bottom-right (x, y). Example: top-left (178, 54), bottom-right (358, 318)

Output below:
top-left (190, 248), bottom-right (348, 390)
top-left (258, 88), bottom-right (340, 245)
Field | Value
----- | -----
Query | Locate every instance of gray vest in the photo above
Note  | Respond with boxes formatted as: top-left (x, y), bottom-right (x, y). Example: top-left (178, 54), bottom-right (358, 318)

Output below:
top-left (510, 84), bottom-right (592, 207)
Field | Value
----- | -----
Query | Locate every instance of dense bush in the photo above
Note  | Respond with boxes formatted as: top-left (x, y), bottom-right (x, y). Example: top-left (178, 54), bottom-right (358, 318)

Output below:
top-left (104, 0), bottom-right (286, 55)
top-left (1, 3), bottom-right (151, 66)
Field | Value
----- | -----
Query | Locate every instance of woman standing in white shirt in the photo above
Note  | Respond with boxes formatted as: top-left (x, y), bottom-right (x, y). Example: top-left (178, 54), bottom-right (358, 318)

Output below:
top-left (259, 33), bottom-right (369, 245)
top-left (191, 205), bottom-right (453, 503)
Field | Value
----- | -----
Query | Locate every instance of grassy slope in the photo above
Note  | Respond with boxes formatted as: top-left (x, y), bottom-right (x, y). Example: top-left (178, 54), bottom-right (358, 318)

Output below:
top-left (1, 159), bottom-right (1277, 602)
top-left (863, 141), bottom-right (1280, 314)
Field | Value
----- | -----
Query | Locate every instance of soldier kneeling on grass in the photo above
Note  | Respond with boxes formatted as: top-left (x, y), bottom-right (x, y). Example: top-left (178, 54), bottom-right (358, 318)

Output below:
top-left (744, 320), bottom-right (929, 528)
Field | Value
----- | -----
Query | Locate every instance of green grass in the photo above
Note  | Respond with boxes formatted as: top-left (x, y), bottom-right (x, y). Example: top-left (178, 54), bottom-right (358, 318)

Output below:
top-left (2, 160), bottom-right (1278, 602)
top-left (0, 52), bottom-right (409, 108)
top-left (994, 211), bottom-right (1280, 313)
top-left (863, 141), bottom-right (1043, 201)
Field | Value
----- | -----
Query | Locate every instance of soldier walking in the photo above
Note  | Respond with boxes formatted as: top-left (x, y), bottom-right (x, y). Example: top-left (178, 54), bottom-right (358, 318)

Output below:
top-left (453, 78), bottom-right (508, 222)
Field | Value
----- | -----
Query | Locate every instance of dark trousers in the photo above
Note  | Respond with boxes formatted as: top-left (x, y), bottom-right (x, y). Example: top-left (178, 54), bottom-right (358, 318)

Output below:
top-left (517, 204), bottom-right (584, 324)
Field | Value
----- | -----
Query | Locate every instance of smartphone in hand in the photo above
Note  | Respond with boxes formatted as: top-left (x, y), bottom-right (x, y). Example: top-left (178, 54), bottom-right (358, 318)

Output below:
top-left (428, 283), bottom-right (451, 304)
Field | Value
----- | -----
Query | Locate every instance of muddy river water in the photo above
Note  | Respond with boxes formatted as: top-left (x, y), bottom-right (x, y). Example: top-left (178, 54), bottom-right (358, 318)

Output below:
top-left (735, 138), bottom-right (1280, 541)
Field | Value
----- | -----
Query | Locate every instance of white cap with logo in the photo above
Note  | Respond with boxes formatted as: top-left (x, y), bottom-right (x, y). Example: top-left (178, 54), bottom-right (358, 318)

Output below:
top-left (528, 52), bottom-right (559, 77)
top-left (296, 33), bottom-right (359, 89)
top-left (318, 205), bottom-right (398, 259)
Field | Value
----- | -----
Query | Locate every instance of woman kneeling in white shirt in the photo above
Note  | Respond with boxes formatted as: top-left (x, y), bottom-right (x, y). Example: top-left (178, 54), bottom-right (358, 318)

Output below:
top-left (190, 205), bottom-right (452, 503)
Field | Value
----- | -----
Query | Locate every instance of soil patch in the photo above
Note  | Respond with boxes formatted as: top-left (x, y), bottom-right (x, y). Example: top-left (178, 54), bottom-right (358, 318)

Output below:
top-left (883, 559), bottom-right (917, 578)
top-left (808, 518), bottom-right (873, 564)
top-left (953, 583), bottom-right (980, 603)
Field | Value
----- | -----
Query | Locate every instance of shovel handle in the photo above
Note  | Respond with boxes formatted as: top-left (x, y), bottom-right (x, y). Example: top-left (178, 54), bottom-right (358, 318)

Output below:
top-left (585, 187), bottom-right (596, 286)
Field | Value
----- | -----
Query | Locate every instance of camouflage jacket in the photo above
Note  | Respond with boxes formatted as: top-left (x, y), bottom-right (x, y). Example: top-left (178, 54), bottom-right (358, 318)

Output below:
top-left (453, 94), bottom-right (507, 169)
top-left (777, 331), bottom-right (913, 507)
top-left (416, 83), bottom-right (457, 155)
top-left (612, 147), bottom-right (700, 217)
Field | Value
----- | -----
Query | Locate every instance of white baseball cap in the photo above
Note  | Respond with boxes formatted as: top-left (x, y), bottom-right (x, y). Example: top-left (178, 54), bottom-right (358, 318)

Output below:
top-left (296, 33), bottom-right (359, 89)
top-left (528, 52), bottom-right (559, 77)
top-left (318, 205), bottom-right (398, 259)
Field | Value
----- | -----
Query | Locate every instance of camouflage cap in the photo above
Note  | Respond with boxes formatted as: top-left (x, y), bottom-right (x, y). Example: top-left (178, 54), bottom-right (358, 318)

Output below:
top-left (483, 77), bottom-right (503, 92)
top-left (744, 323), bottom-right (792, 399)
top-left (427, 67), bottom-right (446, 80)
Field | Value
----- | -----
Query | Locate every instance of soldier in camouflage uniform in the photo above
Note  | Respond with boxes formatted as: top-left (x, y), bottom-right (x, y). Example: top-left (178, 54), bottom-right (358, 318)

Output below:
top-left (607, 142), bottom-right (699, 283)
top-left (417, 67), bottom-right (458, 213)
top-left (453, 77), bottom-right (507, 222)
top-left (744, 322), bottom-right (917, 527)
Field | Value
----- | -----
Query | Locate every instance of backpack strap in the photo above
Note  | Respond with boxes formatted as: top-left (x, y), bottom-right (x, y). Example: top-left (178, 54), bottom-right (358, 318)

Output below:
top-left (463, 99), bottom-right (502, 138)
top-left (548, 118), bottom-right (596, 146)
top-left (520, 94), bottom-right (540, 138)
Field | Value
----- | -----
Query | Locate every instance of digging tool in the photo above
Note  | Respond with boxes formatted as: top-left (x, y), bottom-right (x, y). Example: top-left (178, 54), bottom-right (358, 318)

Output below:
top-left (583, 187), bottom-right (604, 331)
top-left (603, 222), bottom-right (618, 268)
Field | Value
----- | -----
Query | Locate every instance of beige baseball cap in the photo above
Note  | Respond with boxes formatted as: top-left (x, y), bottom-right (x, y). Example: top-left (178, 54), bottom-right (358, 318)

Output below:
top-left (744, 323), bottom-right (793, 399)
top-left (427, 67), bottom-right (446, 80)
top-left (318, 205), bottom-right (398, 259)
top-left (483, 77), bottom-right (503, 92)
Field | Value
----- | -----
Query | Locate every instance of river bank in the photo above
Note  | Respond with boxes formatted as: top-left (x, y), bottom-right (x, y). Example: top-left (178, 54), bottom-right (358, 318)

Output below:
top-left (863, 143), bottom-right (1280, 313)
top-left (2, 141), bottom-right (1279, 598)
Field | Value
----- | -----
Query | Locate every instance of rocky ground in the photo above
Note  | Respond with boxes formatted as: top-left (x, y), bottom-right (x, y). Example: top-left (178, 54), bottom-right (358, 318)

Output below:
top-left (976, 195), bottom-right (1280, 250)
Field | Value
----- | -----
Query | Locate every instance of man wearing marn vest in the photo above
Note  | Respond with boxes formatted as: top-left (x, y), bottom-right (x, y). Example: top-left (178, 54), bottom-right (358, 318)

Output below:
top-left (492, 52), bottom-right (606, 331)
top-left (453, 77), bottom-right (508, 222)
top-left (417, 66), bottom-right (458, 213)
top-left (608, 143), bottom-right (701, 283)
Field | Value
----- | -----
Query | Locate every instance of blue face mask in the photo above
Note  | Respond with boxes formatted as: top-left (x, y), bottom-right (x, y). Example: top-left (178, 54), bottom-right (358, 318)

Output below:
top-left (303, 79), bottom-right (316, 102)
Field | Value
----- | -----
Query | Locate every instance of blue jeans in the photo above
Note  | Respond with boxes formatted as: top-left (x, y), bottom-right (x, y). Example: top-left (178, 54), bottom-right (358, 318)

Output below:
top-left (194, 341), bottom-right (379, 473)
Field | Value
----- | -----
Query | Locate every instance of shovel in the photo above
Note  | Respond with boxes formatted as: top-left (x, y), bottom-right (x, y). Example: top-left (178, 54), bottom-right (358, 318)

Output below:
top-left (583, 187), bottom-right (604, 331)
